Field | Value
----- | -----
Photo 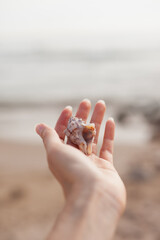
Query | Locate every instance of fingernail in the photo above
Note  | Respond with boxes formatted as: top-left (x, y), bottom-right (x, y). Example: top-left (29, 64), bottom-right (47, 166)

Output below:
top-left (65, 106), bottom-right (72, 111)
top-left (108, 117), bottom-right (114, 122)
top-left (97, 99), bottom-right (105, 105)
top-left (82, 98), bottom-right (91, 103)
top-left (36, 124), bottom-right (45, 135)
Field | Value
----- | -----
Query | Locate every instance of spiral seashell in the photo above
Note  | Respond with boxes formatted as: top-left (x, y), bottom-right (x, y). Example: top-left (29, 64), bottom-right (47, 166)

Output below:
top-left (64, 116), bottom-right (96, 155)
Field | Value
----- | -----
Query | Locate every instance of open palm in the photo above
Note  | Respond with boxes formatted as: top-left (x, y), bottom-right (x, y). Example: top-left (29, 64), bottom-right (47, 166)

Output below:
top-left (36, 99), bottom-right (126, 212)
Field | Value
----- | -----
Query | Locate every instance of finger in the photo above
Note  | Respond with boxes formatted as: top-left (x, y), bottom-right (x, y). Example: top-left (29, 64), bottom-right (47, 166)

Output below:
top-left (99, 118), bottom-right (115, 162)
top-left (90, 100), bottom-right (106, 153)
top-left (36, 123), bottom-right (61, 153)
top-left (55, 106), bottom-right (72, 140)
top-left (75, 99), bottom-right (91, 121)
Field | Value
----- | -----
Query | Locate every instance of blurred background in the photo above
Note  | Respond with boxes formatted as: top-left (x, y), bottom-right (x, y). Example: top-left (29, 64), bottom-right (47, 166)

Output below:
top-left (0, 0), bottom-right (160, 239)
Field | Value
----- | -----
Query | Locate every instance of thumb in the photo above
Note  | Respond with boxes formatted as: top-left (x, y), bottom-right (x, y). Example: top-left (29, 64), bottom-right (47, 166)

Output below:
top-left (35, 123), bottom-right (61, 152)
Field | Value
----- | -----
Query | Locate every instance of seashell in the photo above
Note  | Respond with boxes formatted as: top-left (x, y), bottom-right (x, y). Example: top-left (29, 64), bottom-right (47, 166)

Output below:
top-left (64, 116), bottom-right (96, 155)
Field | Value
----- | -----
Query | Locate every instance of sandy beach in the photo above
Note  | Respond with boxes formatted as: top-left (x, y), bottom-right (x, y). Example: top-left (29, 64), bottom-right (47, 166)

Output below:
top-left (0, 138), bottom-right (160, 240)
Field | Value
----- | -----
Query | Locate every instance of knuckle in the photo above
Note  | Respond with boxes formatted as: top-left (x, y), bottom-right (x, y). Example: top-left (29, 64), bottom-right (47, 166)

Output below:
top-left (42, 128), bottom-right (50, 139)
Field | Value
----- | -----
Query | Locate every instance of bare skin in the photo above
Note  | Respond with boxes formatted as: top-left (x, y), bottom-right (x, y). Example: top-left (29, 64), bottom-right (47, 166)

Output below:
top-left (36, 99), bottom-right (126, 240)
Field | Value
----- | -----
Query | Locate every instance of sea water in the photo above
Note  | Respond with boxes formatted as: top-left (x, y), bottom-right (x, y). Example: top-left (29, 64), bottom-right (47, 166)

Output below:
top-left (0, 48), bottom-right (160, 142)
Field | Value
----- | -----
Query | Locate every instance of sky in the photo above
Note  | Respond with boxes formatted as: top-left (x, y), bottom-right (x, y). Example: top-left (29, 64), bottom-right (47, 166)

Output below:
top-left (0, 0), bottom-right (160, 49)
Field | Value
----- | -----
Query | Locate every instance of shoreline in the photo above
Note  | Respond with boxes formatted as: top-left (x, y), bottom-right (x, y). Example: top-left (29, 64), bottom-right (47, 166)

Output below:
top-left (0, 97), bottom-right (159, 144)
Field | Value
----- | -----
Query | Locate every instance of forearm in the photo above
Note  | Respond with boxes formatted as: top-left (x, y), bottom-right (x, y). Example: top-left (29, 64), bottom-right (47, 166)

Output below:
top-left (47, 181), bottom-right (121, 240)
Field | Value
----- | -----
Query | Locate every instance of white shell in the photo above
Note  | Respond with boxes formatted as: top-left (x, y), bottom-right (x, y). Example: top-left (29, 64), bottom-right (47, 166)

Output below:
top-left (64, 116), bottom-right (96, 155)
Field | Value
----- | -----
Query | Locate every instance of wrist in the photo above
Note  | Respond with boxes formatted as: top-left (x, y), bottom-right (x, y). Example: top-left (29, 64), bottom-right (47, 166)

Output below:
top-left (49, 177), bottom-right (124, 240)
top-left (67, 177), bottom-right (123, 220)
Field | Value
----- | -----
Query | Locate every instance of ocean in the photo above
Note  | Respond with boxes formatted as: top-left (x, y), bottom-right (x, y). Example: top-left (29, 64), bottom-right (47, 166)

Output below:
top-left (0, 48), bottom-right (160, 143)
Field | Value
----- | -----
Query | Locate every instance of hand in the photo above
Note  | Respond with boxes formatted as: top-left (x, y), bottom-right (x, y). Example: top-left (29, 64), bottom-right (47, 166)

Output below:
top-left (36, 99), bottom-right (126, 214)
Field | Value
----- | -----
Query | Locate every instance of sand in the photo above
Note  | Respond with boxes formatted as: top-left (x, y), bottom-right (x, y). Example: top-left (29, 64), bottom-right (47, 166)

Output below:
top-left (0, 140), bottom-right (160, 240)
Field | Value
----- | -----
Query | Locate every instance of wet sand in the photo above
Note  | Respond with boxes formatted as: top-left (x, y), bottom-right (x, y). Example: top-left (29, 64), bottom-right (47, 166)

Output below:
top-left (0, 140), bottom-right (160, 240)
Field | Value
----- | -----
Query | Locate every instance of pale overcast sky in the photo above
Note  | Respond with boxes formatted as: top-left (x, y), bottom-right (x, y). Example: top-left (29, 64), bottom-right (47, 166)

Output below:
top-left (0, 0), bottom-right (160, 49)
